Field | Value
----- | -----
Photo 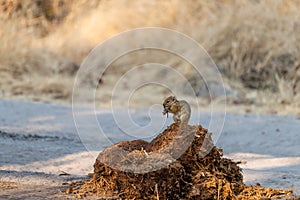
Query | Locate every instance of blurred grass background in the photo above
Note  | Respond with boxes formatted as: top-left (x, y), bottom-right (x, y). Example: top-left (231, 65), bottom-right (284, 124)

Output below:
top-left (0, 0), bottom-right (299, 115)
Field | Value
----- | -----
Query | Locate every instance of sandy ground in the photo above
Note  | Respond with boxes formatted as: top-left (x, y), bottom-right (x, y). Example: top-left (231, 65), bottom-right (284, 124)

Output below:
top-left (0, 99), bottom-right (299, 199)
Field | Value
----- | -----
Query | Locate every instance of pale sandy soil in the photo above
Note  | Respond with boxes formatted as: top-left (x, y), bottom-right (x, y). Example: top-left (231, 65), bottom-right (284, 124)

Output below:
top-left (0, 99), bottom-right (299, 199)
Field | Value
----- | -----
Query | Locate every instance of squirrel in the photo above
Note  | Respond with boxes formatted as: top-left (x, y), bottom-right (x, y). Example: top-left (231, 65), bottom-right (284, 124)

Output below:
top-left (162, 96), bottom-right (191, 124)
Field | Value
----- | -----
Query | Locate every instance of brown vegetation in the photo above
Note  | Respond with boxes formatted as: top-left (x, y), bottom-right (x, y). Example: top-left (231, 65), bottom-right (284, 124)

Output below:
top-left (0, 0), bottom-right (299, 113)
top-left (67, 123), bottom-right (294, 199)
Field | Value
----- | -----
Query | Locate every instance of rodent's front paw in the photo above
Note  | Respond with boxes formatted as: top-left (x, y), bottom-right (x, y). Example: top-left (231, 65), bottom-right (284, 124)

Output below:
top-left (162, 110), bottom-right (169, 117)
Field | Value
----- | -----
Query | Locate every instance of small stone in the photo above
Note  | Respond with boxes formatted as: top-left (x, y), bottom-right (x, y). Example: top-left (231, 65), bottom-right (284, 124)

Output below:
top-left (57, 170), bottom-right (70, 176)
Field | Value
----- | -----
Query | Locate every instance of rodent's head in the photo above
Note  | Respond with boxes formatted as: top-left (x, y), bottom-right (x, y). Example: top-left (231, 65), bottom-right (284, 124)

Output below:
top-left (163, 96), bottom-right (179, 114)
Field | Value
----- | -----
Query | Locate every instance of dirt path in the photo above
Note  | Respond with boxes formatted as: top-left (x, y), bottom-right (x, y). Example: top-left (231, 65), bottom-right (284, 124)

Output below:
top-left (0, 182), bottom-right (67, 200)
top-left (0, 99), bottom-right (299, 198)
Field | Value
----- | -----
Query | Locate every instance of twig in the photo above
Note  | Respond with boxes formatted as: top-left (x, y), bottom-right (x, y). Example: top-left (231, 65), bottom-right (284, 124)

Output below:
top-left (155, 184), bottom-right (159, 200)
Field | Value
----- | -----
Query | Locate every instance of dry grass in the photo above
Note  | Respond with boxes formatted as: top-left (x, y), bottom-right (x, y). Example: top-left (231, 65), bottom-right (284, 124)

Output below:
top-left (0, 0), bottom-right (299, 114)
top-left (201, 1), bottom-right (300, 101)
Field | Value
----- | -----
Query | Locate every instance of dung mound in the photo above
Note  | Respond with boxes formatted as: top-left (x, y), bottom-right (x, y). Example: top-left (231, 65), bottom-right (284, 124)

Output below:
top-left (68, 123), bottom-right (294, 199)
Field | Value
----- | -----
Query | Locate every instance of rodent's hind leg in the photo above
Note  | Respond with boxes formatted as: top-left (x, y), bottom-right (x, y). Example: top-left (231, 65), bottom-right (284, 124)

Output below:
top-left (180, 116), bottom-right (189, 125)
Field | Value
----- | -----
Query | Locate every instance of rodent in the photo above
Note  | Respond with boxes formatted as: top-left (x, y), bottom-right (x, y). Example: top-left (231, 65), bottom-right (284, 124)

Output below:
top-left (162, 96), bottom-right (191, 124)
